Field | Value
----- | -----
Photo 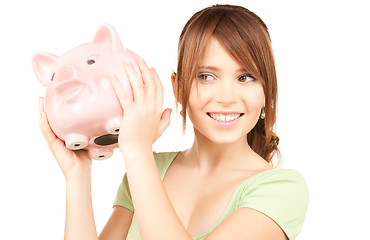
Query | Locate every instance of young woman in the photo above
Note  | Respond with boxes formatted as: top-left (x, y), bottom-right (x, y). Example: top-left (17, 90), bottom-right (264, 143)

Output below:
top-left (38, 4), bottom-right (308, 240)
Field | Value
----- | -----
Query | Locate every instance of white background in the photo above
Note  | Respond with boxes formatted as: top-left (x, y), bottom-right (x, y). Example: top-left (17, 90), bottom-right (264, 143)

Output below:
top-left (1, 0), bottom-right (369, 239)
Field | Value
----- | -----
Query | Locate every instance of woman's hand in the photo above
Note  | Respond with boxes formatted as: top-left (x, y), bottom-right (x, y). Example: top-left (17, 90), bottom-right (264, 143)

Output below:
top-left (110, 60), bottom-right (171, 153)
top-left (38, 97), bottom-right (92, 181)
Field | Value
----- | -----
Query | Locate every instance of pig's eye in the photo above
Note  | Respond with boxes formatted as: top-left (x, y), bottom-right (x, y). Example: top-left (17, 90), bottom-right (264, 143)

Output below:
top-left (51, 72), bottom-right (55, 81)
top-left (87, 59), bottom-right (95, 65)
top-left (87, 55), bottom-right (98, 65)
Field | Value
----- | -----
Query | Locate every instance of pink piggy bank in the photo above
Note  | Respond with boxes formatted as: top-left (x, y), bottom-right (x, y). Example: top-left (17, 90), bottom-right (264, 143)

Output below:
top-left (33, 24), bottom-right (142, 160)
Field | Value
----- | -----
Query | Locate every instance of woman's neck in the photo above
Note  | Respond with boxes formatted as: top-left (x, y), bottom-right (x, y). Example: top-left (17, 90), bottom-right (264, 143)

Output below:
top-left (185, 128), bottom-right (261, 174)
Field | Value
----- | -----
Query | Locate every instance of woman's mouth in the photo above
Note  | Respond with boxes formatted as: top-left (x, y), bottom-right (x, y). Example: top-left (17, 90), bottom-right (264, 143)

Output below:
top-left (207, 112), bottom-right (244, 122)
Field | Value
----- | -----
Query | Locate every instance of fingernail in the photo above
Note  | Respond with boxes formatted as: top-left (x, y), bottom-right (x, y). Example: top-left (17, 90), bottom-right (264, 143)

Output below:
top-left (109, 77), bottom-right (116, 87)
top-left (110, 75), bottom-right (117, 83)
top-left (125, 62), bottom-right (134, 70)
top-left (38, 97), bottom-right (43, 109)
top-left (38, 97), bottom-right (44, 118)
top-left (139, 58), bottom-right (148, 67)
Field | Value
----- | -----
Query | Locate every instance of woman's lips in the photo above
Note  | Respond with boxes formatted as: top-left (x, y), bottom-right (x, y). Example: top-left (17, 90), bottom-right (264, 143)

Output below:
top-left (207, 112), bottom-right (244, 126)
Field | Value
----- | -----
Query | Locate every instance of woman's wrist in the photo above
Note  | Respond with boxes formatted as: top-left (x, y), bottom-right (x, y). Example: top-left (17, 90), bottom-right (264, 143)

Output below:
top-left (120, 145), bottom-right (153, 164)
top-left (65, 163), bottom-right (92, 183)
top-left (119, 143), bottom-right (152, 156)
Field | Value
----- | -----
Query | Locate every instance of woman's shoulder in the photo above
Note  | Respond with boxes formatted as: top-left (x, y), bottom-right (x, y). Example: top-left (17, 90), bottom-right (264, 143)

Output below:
top-left (237, 167), bottom-right (309, 219)
top-left (237, 168), bottom-right (309, 240)
top-left (153, 151), bottom-right (180, 165)
top-left (153, 151), bottom-right (180, 160)
top-left (248, 168), bottom-right (307, 185)
top-left (153, 151), bottom-right (181, 178)
top-left (240, 168), bottom-right (309, 199)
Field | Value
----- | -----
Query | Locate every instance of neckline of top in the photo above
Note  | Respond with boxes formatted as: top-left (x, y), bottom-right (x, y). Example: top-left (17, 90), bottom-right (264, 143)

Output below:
top-left (159, 151), bottom-right (285, 239)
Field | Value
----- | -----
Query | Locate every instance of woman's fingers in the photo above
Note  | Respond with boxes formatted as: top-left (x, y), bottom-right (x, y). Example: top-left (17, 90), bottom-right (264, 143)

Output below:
top-left (126, 60), bottom-right (163, 113)
top-left (110, 75), bottom-right (131, 109)
top-left (38, 97), bottom-right (59, 144)
top-left (138, 59), bottom-right (156, 104)
top-left (125, 63), bottom-right (144, 103)
top-left (158, 108), bottom-right (172, 136)
top-left (38, 97), bottom-right (72, 157)
top-left (150, 67), bottom-right (164, 108)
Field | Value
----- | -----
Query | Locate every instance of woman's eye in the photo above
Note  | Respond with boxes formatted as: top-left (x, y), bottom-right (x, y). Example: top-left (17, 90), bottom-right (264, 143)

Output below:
top-left (197, 72), bottom-right (217, 82)
top-left (238, 73), bottom-right (256, 83)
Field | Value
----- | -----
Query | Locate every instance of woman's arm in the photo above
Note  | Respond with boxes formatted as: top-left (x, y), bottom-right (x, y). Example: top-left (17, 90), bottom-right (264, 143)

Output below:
top-left (111, 61), bottom-right (190, 240)
top-left (39, 98), bottom-right (134, 240)
top-left (205, 208), bottom-right (288, 240)
top-left (39, 98), bottom-right (98, 240)
top-left (123, 149), bottom-right (192, 240)
top-left (65, 168), bottom-right (98, 240)
top-left (99, 206), bottom-right (133, 240)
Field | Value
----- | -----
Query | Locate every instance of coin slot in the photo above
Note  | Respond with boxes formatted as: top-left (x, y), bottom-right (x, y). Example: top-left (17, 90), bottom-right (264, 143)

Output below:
top-left (94, 134), bottom-right (118, 146)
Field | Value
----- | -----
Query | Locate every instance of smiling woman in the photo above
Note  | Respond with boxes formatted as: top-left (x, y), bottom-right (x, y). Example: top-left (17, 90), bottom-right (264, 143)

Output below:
top-left (112, 4), bottom-right (308, 240)
top-left (186, 38), bottom-right (266, 144)
top-left (36, 4), bottom-right (308, 240)
top-left (173, 4), bottom-right (279, 164)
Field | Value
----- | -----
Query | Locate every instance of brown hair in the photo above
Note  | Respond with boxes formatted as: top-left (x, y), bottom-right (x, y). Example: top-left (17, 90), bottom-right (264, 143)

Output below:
top-left (173, 4), bottom-right (280, 164)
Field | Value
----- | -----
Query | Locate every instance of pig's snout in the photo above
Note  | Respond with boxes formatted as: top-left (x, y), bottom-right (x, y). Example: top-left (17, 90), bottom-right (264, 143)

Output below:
top-left (54, 65), bottom-right (77, 82)
top-left (53, 65), bottom-right (86, 101)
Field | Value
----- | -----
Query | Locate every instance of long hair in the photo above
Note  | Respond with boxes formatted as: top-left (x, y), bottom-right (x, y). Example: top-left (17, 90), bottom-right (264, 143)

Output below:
top-left (174, 4), bottom-right (280, 164)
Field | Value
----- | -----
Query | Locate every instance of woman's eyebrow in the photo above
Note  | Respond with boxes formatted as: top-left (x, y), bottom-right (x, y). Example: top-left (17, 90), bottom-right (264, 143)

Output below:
top-left (197, 66), bottom-right (219, 71)
top-left (198, 66), bottom-right (247, 73)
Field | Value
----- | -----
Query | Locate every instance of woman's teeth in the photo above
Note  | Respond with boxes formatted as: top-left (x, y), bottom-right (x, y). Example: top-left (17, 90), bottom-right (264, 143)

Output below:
top-left (208, 113), bottom-right (242, 122)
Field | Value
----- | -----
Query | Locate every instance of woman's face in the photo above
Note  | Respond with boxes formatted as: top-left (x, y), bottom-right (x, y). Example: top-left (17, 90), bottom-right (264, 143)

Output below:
top-left (187, 38), bottom-right (265, 145)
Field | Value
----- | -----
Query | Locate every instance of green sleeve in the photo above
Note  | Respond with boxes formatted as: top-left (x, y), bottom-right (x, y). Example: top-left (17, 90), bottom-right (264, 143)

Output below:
top-left (113, 173), bottom-right (134, 212)
top-left (239, 169), bottom-right (309, 240)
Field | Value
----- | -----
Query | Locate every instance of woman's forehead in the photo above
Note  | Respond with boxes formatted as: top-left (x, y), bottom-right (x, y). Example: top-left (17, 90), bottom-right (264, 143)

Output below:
top-left (198, 38), bottom-right (244, 71)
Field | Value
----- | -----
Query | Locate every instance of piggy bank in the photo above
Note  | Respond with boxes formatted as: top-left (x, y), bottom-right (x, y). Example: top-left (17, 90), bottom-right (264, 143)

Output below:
top-left (33, 24), bottom-right (142, 160)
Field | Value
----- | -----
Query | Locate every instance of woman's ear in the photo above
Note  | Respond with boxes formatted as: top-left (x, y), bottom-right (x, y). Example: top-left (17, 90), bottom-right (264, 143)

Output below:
top-left (171, 72), bottom-right (179, 103)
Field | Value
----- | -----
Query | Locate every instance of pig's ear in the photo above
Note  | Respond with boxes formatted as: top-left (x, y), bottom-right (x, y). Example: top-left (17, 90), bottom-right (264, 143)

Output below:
top-left (92, 24), bottom-right (126, 53)
top-left (32, 52), bottom-right (59, 86)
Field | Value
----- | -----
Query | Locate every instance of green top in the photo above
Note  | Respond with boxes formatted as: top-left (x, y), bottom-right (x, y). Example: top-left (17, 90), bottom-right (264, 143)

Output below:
top-left (114, 152), bottom-right (309, 240)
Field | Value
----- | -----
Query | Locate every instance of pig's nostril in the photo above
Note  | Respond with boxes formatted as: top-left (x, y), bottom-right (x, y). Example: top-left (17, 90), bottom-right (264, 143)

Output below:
top-left (74, 143), bottom-right (80, 147)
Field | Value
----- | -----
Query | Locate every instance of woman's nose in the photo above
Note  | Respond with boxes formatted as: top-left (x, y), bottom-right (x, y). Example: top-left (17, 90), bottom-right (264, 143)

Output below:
top-left (216, 80), bottom-right (237, 104)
